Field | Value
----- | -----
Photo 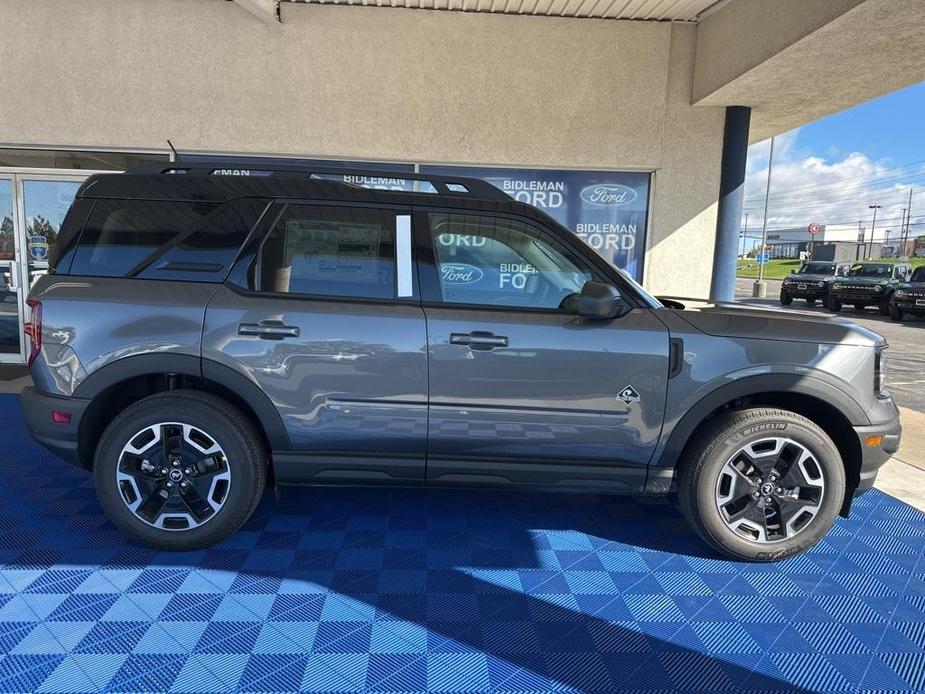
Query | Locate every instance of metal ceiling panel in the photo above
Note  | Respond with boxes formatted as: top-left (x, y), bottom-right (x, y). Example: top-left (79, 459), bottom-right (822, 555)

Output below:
top-left (281, 0), bottom-right (720, 21)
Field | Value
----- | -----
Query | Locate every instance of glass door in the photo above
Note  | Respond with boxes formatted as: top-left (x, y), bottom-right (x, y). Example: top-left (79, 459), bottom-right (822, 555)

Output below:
top-left (0, 177), bottom-right (24, 362)
top-left (18, 176), bottom-right (84, 290)
top-left (0, 171), bottom-right (90, 363)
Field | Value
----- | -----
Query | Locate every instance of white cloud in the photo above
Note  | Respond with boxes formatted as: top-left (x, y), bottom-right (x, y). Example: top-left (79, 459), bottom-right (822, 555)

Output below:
top-left (742, 130), bottom-right (924, 243)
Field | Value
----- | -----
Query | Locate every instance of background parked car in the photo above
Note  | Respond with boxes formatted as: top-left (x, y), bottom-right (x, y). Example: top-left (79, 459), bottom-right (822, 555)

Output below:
top-left (827, 262), bottom-right (911, 315)
top-left (780, 261), bottom-right (850, 306)
top-left (890, 265), bottom-right (925, 321)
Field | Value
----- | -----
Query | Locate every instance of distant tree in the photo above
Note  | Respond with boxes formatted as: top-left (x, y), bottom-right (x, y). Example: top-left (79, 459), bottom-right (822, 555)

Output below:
top-left (0, 216), bottom-right (12, 260)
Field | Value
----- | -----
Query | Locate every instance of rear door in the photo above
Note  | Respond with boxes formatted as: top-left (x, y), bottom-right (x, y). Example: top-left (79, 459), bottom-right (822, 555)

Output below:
top-left (417, 209), bottom-right (670, 492)
top-left (203, 201), bottom-right (428, 483)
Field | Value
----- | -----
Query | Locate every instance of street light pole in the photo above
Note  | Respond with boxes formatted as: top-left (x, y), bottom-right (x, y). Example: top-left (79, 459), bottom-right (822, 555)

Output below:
top-left (868, 204), bottom-right (881, 259)
top-left (754, 136), bottom-right (775, 297)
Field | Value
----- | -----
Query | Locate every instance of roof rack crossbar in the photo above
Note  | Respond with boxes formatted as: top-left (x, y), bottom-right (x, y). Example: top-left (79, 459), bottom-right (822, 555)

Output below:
top-left (126, 161), bottom-right (508, 200)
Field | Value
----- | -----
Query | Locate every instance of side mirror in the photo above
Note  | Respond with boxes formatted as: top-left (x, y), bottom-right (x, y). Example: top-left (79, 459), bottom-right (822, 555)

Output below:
top-left (577, 281), bottom-right (627, 320)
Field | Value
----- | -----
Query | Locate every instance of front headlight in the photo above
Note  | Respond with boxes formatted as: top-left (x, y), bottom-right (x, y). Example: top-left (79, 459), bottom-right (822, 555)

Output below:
top-left (895, 289), bottom-right (907, 299)
top-left (875, 348), bottom-right (888, 396)
top-left (817, 281), bottom-right (826, 288)
top-left (875, 283), bottom-right (886, 292)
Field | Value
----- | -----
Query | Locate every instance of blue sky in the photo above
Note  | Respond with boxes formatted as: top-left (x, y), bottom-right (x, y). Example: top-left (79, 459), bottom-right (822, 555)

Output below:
top-left (742, 80), bottom-right (925, 247)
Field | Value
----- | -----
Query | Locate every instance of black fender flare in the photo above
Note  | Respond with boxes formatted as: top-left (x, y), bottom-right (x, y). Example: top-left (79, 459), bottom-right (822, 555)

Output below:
top-left (653, 373), bottom-right (867, 474)
top-left (73, 353), bottom-right (290, 450)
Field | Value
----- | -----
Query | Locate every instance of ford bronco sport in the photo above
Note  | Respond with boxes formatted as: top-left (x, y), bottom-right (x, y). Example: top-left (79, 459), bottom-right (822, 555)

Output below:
top-left (779, 261), bottom-right (849, 307)
top-left (21, 163), bottom-right (901, 562)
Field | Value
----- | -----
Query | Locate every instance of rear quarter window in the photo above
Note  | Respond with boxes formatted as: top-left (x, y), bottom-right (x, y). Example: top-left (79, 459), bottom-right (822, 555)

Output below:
top-left (69, 198), bottom-right (266, 281)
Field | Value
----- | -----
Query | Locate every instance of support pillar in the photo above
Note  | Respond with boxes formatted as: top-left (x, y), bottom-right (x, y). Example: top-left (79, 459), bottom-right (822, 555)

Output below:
top-left (710, 106), bottom-right (751, 302)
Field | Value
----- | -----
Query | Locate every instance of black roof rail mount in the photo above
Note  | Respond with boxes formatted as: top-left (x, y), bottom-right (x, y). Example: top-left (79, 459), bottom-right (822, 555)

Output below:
top-left (126, 161), bottom-right (509, 200)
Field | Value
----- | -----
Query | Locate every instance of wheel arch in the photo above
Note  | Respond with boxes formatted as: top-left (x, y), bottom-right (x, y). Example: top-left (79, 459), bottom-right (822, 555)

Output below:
top-left (651, 375), bottom-right (865, 505)
top-left (72, 354), bottom-right (290, 469)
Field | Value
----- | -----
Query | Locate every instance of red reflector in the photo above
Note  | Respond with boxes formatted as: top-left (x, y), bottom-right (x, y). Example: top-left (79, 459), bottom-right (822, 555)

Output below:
top-left (52, 410), bottom-right (71, 424)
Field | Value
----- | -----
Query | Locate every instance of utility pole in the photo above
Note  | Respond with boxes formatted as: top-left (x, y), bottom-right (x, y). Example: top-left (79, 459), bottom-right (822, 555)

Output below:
top-left (900, 208), bottom-right (907, 257)
top-left (754, 136), bottom-right (775, 297)
top-left (906, 188), bottom-right (914, 256)
top-left (742, 212), bottom-right (749, 257)
top-left (867, 204), bottom-right (881, 259)
top-left (856, 220), bottom-right (863, 261)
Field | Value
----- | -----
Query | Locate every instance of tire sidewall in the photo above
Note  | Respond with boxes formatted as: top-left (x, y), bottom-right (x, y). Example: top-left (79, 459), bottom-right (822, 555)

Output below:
top-left (692, 414), bottom-right (845, 562)
top-left (94, 395), bottom-right (263, 549)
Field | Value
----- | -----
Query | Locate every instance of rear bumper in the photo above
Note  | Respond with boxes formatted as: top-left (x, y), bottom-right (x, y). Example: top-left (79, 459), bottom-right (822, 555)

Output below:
top-left (853, 414), bottom-right (902, 493)
top-left (20, 386), bottom-right (90, 467)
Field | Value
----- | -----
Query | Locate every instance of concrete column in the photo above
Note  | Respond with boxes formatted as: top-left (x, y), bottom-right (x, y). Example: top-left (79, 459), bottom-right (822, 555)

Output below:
top-left (710, 106), bottom-right (751, 302)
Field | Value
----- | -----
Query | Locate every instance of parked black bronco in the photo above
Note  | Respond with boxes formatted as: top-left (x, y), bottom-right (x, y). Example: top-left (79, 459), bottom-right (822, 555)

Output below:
top-left (779, 260), bottom-right (850, 306)
top-left (890, 265), bottom-right (925, 321)
top-left (21, 163), bottom-right (901, 562)
top-left (828, 262), bottom-right (912, 314)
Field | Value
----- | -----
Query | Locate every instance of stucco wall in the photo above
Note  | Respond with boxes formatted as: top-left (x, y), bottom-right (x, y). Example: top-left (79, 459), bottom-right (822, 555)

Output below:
top-left (0, 0), bottom-right (726, 296)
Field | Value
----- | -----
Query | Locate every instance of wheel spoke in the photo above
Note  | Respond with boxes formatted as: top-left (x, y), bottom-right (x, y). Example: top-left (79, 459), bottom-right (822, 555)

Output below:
top-left (135, 485), bottom-right (170, 524)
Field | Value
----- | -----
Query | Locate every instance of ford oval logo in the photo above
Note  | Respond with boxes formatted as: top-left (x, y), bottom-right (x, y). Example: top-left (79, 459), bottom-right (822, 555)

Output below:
top-left (441, 263), bottom-right (484, 285)
top-left (580, 184), bottom-right (637, 206)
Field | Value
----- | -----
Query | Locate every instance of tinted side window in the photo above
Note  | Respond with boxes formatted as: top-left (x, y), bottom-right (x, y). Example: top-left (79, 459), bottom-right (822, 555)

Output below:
top-left (259, 205), bottom-right (397, 299)
top-left (429, 213), bottom-right (592, 310)
top-left (71, 199), bottom-right (263, 280)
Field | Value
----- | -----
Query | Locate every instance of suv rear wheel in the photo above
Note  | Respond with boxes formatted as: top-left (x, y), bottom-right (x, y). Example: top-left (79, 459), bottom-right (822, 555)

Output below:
top-left (678, 408), bottom-right (845, 562)
top-left (93, 391), bottom-right (266, 550)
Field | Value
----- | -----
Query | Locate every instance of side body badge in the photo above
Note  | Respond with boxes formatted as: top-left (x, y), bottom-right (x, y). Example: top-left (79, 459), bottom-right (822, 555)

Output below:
top-left (618, 385), bottom-right (641, 405)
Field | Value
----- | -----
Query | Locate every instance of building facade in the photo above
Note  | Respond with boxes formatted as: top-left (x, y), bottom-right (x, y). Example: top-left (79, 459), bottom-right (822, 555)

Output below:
top-left (1, 0), bottom-right (923, 363)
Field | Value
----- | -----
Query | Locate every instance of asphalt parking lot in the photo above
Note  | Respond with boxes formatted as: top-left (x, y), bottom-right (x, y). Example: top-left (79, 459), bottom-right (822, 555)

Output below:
top-left (736, 278), bottom-right (925, 414)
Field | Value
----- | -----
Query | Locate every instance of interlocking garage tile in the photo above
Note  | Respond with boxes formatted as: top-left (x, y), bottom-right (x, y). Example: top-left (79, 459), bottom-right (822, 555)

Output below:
top-left (1, 394), bottom-right (924, 693)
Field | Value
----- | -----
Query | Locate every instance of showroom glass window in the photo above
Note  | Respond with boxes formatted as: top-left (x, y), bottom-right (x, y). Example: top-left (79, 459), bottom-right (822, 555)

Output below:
top-left (429, 212), bottom-right (591, 310)
top-left (259, 205), bottom-right (397, 300)
top-left (421, 165), bottom-right (650, 281)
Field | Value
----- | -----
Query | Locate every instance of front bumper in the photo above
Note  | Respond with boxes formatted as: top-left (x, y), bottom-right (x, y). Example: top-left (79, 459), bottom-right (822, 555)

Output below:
top-left (20, 386), bottom-right (90, 467)
top-left (853, 414), bottom-right (902, 493)
top-left (893, 298), bottom-right (925, 314)
top-left (781, 285), bottom-right (827, 299)
top-left (832, 290), bottom-right (884, 305)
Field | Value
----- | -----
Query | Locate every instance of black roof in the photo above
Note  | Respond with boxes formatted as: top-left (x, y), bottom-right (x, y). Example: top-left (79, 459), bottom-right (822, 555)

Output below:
top-left (75, 162), bottom-right (559, 227)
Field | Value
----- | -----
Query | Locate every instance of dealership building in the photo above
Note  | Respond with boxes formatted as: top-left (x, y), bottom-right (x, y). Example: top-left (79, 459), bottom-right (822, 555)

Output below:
top-left (1, 0), bottom-right (924, 364)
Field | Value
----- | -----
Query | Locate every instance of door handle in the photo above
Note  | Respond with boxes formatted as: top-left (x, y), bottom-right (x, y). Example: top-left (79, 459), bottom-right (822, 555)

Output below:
top-left (238, 320), bottom-right (300, 339)
top-left (449, 331), bottom-right (509, 350)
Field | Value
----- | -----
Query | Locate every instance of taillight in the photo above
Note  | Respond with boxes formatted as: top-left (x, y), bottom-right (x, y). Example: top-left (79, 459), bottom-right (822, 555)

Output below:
top-left (24, 299), bottom-right (42, 367)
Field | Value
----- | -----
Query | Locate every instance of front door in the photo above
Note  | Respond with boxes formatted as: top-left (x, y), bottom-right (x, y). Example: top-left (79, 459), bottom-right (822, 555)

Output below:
top-left (0, 172), bottom-right (87, 363)
top-left (418, 210), bottom-right (669, 492)
top-left (204, 202), bottom-right (428, 483)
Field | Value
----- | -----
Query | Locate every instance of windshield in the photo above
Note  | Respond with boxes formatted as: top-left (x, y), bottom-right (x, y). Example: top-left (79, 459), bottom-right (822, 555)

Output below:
top-left (797, 262), bottom-right (835, 275)
top-left (848, 263), bottom-right (892, 278)
top-left (911, 266), bottom-right (925, 283)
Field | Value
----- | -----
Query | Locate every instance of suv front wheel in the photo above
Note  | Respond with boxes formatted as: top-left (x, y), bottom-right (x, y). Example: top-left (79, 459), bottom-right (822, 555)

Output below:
top-left (678, 408), bottom-right (845, 562)
top-left (93, 391), bottom-right (266, 550)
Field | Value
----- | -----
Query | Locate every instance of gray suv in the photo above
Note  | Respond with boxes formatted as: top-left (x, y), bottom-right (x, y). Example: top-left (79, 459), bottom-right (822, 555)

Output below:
top-left (21, 163), bottom-right (901, 562)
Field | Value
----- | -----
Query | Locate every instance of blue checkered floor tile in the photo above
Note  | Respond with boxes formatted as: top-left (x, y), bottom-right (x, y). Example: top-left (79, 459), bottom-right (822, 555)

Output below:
top-left (1, 394), bottom-right (924, 693)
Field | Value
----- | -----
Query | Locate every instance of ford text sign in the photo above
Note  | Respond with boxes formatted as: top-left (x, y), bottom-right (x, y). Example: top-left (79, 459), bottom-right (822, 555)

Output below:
top-left (580, 184), bottom-right (637, 206)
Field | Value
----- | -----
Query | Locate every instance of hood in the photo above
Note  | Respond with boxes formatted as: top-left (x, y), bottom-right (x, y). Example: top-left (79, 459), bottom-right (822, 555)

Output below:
top-left (784, 273), bottom-right (830, 282)
top-left (898, 281), bottom-right (925, 290)
top-left (834, 275), bottom-right (889, 286)
top-left (667, 300), bottom-right (884, 348)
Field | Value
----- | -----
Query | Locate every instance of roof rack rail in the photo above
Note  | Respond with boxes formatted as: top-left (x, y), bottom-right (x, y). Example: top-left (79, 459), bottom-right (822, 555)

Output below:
top-left (126, 161), bottom-right (509, 200)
